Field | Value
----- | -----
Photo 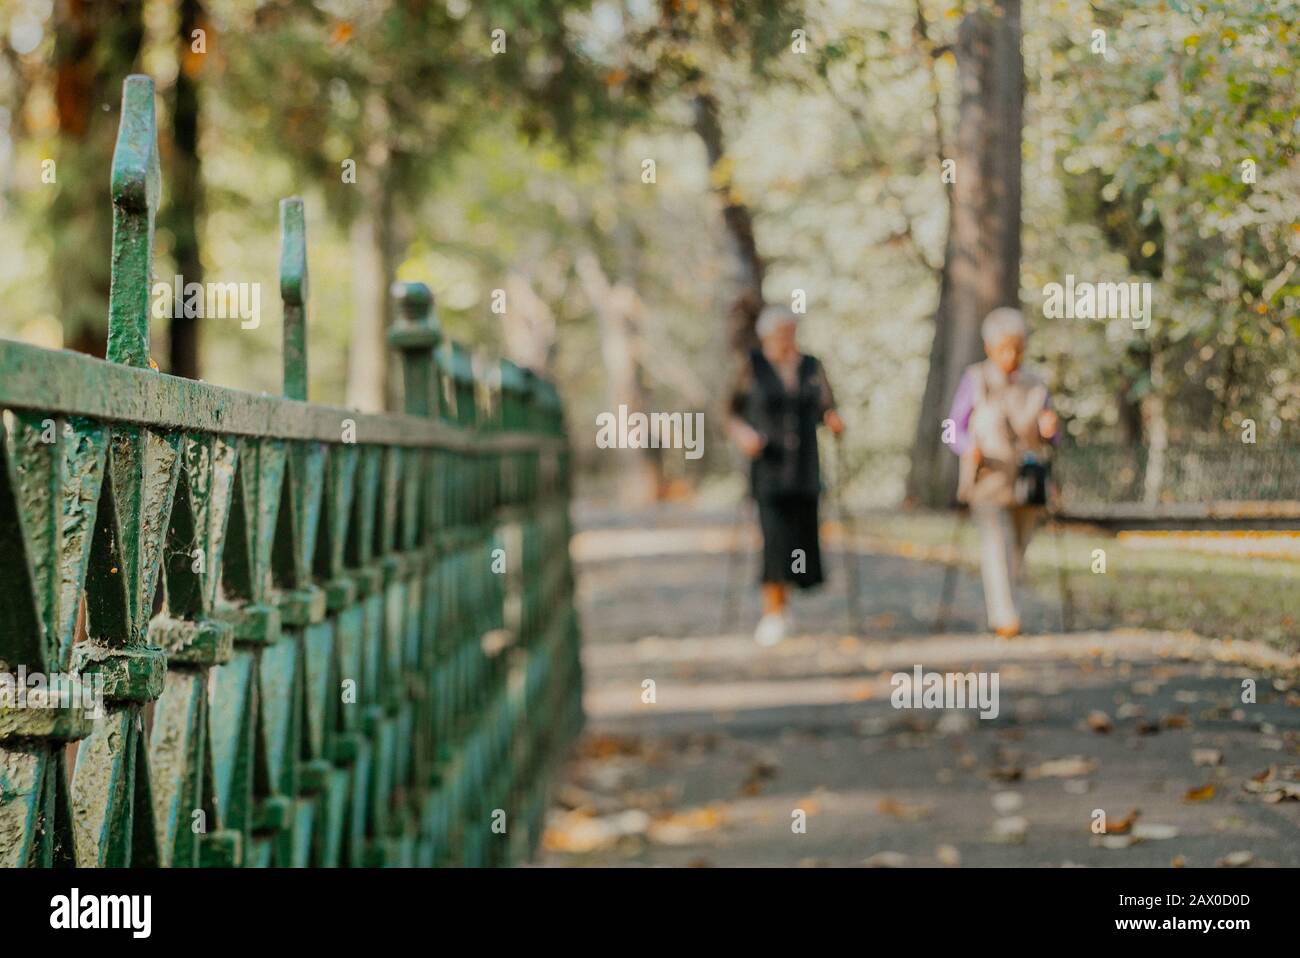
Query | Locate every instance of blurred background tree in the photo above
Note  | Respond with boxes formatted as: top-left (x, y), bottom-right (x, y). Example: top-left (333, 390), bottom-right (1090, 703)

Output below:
top-left (0, 0), bottom-right (1295, 507)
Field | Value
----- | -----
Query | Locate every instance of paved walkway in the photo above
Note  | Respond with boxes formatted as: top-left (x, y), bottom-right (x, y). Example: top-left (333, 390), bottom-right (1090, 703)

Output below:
top-left (540, 505), bottom-right (1300, 867)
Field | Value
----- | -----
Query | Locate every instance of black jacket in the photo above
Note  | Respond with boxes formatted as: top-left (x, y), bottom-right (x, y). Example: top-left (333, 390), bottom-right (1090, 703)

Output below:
top-left (731, 349), bottom-right (834, 500)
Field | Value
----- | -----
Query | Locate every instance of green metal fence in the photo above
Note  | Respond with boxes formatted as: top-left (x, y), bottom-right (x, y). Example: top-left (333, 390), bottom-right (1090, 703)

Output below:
top-left (0, 75), bottom-right (582, 867)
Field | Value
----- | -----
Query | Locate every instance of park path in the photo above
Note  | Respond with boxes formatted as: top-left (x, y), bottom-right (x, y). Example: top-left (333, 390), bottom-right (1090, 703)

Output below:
top-left (539, 503), bottom-right (1300, 867)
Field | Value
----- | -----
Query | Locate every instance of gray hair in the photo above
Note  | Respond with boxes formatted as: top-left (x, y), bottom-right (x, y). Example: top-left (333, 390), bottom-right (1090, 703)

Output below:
top-left (981, 307), bottom-right (1027, 345)
top-left (756, 305), bottom-right (799, 339)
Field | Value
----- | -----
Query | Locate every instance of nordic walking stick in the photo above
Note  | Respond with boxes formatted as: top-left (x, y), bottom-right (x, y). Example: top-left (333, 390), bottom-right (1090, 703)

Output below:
top-left (933, 505), bottom-right (967, 634)
top-left (831, 434), bottom-right (862, 636)
top-left (1050, 501), bottom-right (1074, 633)
top-left (720, 494), bottom-right (750, 634)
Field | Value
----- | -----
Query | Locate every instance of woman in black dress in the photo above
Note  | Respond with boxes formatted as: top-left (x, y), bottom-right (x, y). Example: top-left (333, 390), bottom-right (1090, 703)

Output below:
top-left (727, 306), bottom-right (844, 646)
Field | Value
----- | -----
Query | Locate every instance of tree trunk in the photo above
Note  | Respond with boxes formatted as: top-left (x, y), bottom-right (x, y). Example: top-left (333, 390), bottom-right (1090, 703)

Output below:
top-left (692, 90), bottom-right (765, 357)
top-left (1141, 352), bottom-right (1168, 506)
top-left (165, 0), bottom-right (204, 379)
top-left (343, 91), bottom-right (397, 413)
top-left (906, 219), bottom-right (956, 505)
top-left (1141, 54), bottom-right (1184, 507)
top-left (906, 0), bottom-right (1023, 507)
top-left (346, 198), bottom-right (392, 412)
top-left (1117, 343), bottom-right (1146, 444)
top-left (345, 102), bottom-right (398, 412)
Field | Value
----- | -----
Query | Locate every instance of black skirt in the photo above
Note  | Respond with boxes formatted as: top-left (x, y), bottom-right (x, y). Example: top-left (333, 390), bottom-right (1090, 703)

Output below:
top-left (756, 494), bottom-right (825, 589)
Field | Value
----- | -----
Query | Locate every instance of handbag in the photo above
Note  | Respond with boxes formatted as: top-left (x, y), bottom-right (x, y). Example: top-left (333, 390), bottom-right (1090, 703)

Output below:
top-left (1015, 451), bottom-right (1051, 507)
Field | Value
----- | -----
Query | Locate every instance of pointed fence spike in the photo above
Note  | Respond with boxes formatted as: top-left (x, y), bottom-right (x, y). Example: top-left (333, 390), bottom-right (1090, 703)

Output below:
top-left (106, 75), bottom-right (162, 369)
top-left (280, 197), bottom-right (309, 400)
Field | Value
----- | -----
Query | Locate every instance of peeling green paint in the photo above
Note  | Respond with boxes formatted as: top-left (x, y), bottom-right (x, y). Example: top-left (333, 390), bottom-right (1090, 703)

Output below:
top-left (0, 74), bottom-right (581, 868)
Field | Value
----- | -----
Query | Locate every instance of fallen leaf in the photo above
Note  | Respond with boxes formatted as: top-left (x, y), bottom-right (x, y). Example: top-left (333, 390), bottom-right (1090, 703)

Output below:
top-left (1249, 764), bottom-right (1299, 784)
top-left (849, 683), bottom-right (874, 702)
top-left (577, 733), bottom-right (644, 760)
top-left (1086, 711), bottom-right (1113, 733)
top-left (936, 844), bottom-right (961, 867)
top-left (992, 792), bottom-right (1023, 815)
top-left (1217, 850), bottom-right (1254, 868)
top-left (877, 797), bottom-right (934, 822)
top-left (937, 712), bottom-right (974, 735)
top-left (1028, 756), bottom-right (1097, 779)
top-left (659, 806), bottom-right (724, 829)
top-left (1184, 783), bottom-right (1216, 802)
top-left (542, 809), bottom-right (650, 853)
top-left (797, 796), bottom-right (823, 816)
top-left (553, 784), bottom-right (617, 814)
top-left (738, 756), bottom-right (781, 796)
top-left (863, 851), bottom-right (909, 868)
top-left (1192, 748), bottom-right (1223, 767)
top-left (1243, 766), bottom-right (1300, 802)
top-left (991, 816), bottom-right (1029, 843)
top-left (1105, 808), bottom-right (1141, 834)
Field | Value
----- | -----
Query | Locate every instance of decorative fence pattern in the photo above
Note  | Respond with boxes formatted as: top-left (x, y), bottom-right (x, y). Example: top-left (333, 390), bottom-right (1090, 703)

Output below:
top-left (0, 76), bottom-right (582, 867)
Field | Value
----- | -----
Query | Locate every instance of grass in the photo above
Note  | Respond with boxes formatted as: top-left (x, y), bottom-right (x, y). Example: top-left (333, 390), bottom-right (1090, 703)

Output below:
top-left (851, 511), bottom-right (1300, 654)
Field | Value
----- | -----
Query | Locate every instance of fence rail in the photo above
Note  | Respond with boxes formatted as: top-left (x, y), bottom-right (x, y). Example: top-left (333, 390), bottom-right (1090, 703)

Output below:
top-left (0, 75), bottom-right (582, 867)
top-left (1054, 442), bottom-right (1300, 528)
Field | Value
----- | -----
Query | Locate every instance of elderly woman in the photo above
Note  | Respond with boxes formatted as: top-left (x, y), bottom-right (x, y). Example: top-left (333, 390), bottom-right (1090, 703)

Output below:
top-left (948, 308), bottom-right (1058, 638)
top-left (728, 306), bottom-right (844, 646)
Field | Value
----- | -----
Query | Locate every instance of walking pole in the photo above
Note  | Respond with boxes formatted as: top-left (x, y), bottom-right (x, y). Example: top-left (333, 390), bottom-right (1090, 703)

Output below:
top-left (1050, 502), bottom-right (1075, 633)
top-left (720, 493), bottom-right (750, 634)
top-left (831, 434), bottom-right (862, 636)
top-left (933, 505), bottom-right (966, 634)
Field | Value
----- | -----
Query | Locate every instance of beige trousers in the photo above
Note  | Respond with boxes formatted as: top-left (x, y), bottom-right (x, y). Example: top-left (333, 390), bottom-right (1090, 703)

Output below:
top-left (973, 505), bottom-right (1040, 630)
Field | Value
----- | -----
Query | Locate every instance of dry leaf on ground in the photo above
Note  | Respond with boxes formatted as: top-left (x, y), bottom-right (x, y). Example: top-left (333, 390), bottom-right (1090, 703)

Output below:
top-left (542, 809), bottom-right (651, 854)
top-left (991, 816), bottom-right (1029, 843)
top-left (864, 851), bottom-right (909, 868)
top-left (936, 844), bottom-right (961, 867)
top-left (1086, 711), bottom-right (1113, 733)
top-left (877, 797), bottom-right (934, 822)
top-left (1191, 748), bottom-right (1223, 767)
top-left (1104, 808), bottom-right (1141, 834)
top-left (1028, 756), bottom-right (1097, 779)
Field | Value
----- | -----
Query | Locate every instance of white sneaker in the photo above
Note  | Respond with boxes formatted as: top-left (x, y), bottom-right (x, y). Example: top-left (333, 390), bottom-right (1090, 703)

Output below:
top-left (754, 613), bottom-right (787, 647)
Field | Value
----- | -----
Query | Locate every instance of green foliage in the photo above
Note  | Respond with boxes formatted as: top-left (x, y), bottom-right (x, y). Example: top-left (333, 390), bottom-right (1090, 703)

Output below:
top-left (1031, 0), bottom-right (1300, 440)
top-left (0, 0), bottom-right (1295, 484)
top-left (215, 0), bottom-right (620, 223)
